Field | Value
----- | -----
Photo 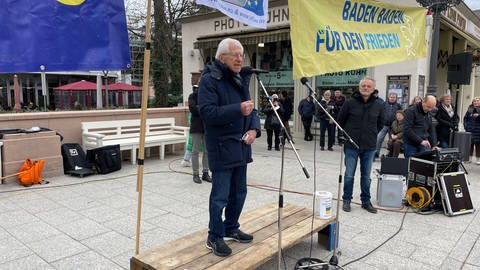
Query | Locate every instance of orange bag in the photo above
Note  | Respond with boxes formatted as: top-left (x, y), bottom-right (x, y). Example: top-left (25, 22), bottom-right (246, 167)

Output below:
top-left (17, 159), bottom-right (44, 186)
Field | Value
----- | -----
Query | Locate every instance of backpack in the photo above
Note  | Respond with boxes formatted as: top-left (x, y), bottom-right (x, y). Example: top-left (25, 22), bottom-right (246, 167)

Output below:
top-left (18, 159), bottom-right (44, 186)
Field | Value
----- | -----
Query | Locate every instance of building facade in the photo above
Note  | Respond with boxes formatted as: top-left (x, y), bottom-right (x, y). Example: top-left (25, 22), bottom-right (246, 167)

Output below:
top-left (181, 0), bottom-right (480, 133)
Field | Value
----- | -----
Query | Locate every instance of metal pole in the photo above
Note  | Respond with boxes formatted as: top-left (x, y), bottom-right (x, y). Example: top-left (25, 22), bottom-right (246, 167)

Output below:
top-left (40, 65), bottom-right (47, 111)
top-left (427, 9), bottom-right (441, 96)
top-left (103, 70), bottom-right (109, 108)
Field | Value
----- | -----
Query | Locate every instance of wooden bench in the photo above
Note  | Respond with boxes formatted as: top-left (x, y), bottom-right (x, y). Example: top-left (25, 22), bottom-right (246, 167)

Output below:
top-left (81, 118), bottom-right (189, 164)
top-left (130, 203), bottom-right (336, 270)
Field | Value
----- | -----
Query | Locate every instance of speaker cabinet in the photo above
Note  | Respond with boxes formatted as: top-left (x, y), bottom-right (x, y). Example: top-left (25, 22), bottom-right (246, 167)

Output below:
top-left (437, 172), bottom-right (474, 216)
top-left (447, 52), bottom-right (473, 85)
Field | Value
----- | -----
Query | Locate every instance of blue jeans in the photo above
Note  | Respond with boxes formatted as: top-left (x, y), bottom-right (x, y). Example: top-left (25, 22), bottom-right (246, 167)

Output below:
top-left (343, 146), bottom-right (376, 204)
top-left (208, 166), bottom-right (247, 241)
top-left (403, 143), bottom-right (426, 159)
top-left (375, 126), bottom-right (389, 156)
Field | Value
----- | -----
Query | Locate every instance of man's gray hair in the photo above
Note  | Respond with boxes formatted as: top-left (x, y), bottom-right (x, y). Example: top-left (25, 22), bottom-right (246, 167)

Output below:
top-left (215, 38), bottom-right (243, 59)
top-left (388, 91), bottom-right (398, 97)
top-left (359, 76), bottom-right (375, 87)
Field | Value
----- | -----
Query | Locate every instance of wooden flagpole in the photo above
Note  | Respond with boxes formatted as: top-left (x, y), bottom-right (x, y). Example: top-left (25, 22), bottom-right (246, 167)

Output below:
top-left (135, 0), bottom-right (152, 255)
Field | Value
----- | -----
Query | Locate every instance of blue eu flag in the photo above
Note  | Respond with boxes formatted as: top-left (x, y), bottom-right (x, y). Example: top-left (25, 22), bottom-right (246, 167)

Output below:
top-left (0, 0), bottom-right (131, 73)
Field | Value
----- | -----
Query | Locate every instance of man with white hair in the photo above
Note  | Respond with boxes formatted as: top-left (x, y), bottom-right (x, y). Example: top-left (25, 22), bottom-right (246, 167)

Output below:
top-left (198, 38), bottom-right (261, 257)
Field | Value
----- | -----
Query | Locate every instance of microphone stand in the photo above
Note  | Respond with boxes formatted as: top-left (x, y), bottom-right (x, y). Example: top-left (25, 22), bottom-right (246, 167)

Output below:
top-left (254, 74), bottom-right (310, 270)
top-left (300, 78), bottom-right (359, 267)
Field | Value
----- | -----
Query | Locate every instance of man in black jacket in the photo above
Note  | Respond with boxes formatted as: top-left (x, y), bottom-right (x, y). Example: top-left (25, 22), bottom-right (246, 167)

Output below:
top-left (188, 85), bottom-right (210, 184)
top-left (337, 77), bottom-right (384, 214)
top-left (403, 95), bottom-right (438, 158)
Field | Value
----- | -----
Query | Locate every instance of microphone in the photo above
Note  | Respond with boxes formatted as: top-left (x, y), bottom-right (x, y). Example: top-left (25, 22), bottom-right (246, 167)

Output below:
top-left (300, 77), bottom-right (315, 94)
top-left (241, 66), bottom-right (269, 74)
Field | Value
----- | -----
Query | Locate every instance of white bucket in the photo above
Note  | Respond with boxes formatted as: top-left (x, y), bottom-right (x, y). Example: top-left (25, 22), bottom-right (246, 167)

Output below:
top-left (315, 191), bottom-right (332, 219)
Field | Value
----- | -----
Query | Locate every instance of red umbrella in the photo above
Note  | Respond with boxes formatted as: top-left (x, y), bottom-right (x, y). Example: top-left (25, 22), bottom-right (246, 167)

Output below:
top-left (13, 75), bottom-right (21, 112)
top-left (107, 82), bottom-right (141, 91)
top-left (54, 80), bottom-right (100, 91)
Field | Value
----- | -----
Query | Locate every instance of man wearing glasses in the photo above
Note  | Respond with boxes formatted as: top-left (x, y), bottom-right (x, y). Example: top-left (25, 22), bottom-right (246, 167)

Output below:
top-left (198, 38), bottom-right (261, 257)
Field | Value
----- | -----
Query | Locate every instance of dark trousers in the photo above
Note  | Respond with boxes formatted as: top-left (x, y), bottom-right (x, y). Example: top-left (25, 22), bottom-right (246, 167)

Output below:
top-left (387, 140), bottom-right (402, 158)
top-left (266, 128), bottom-right (280, 148)
top-left (302, 116), bottom-right (313, 140)
top-left (471, 142), bottom-right (480, 157)
top-left (208, 166), bottom-right (247, 241)
top-left (319, 118), bottom-right (335, 148)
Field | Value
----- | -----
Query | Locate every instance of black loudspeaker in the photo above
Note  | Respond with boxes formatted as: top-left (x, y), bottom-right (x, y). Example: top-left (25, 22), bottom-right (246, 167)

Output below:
top-left (61, 143), bottom-right (95, 177)
top-left (447, 52), bottom-right (472, 85)
top-left (87, 145), bottom-right (122, 174)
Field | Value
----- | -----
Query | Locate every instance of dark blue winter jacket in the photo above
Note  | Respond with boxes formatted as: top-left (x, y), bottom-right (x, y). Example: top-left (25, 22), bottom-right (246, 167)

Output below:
top-left (198, 60), bottom-right (261, 171)
top-left (464, 105), bottom-right (480, 143)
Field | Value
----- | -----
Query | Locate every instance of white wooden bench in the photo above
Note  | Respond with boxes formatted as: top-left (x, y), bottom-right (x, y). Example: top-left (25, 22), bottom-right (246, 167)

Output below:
top-left (81, 118), bottom-right (189, 164)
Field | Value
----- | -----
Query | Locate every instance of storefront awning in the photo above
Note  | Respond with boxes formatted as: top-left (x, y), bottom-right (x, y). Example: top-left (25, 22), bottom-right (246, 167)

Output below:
top-left (194, 28), bottom-right (291, 50)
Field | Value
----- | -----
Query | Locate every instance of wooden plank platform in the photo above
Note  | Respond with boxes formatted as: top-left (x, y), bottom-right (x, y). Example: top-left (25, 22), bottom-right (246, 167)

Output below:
top-left (131, 203), bottom-right (336, 270)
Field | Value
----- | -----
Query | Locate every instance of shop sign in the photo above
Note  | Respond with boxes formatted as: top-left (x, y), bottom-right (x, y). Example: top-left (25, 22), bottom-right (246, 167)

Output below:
top-left (258, 70), bottom-right (293, 87)
top-left (315, 69), bottom-right (367, 87)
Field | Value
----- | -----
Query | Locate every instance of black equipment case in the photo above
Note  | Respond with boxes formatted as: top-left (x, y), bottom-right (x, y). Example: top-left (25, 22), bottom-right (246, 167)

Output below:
top-left (61, 143), bottom-right (96, 177)
top-left (437, 172), bottom-right (474, 216)
top-left (87, 145), bottom-right (122, 174)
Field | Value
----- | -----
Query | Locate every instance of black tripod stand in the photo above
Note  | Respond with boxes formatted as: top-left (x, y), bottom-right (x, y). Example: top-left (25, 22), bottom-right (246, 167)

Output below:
top-left (300, 77), bottom-right (359, 267)
top-left (254, 72), bottom-right (310, 270)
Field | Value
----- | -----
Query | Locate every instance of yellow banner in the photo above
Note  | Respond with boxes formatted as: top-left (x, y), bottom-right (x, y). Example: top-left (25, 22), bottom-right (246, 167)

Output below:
top-left (289, 0), bottom-right (427, 80)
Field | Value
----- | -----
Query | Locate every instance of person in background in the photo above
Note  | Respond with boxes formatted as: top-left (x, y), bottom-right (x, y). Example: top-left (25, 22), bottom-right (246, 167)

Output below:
top-left (410, 96), bottom-right (423, 107)
top-left (375, 92), bottom-right (402, 158)
top-left (403, 95), bottom-right (438, 158)
top-left (262, 94), bottom-right (284, 151)
top-left (464, 97), bottom-right (480, 164)
top-left (387, 110), bottom-right (405, 158)
top-left (279, 90), bottom-right (293, 143)
top-left (188, 84), bottom-right (211, 183)
top-left (373, 89), bottom-right (384, 104)
top-left (181, 113), bottom-right (193, 167)
top-left (298, 95), bottom-right (315, 141)
top-left (436, 94), bottom-right (459, 148)
top-left (333, 90), bottom-right (346, 144)
top-left (337, 77), bottom-right (384, 214)
top-left (316, 90), bottom-right (336, 151)
top-left (198, 38), bottom-right (261, 257)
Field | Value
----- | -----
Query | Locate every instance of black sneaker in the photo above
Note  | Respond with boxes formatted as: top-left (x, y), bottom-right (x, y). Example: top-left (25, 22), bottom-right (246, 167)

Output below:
top-left (342, 201), bottom-right (351, 212)
top-left (202, 172), bottom-right (211, 182)
top-left (193, 174), bottom-right (202, 184)
top-left (206, 238), bottom-right (232, 257)
top-left (362, 203), bottom-right (378, 214)
top-left (224, 229), bottom-right (253, 243)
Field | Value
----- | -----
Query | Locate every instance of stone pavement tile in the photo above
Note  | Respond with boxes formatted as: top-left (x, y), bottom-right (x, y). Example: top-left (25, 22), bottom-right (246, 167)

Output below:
top-left (138, 227), bottom-right (180, 250)
top-left (57, 195), bottom-right (102, 211)
top-left (14, 197), bottom-right (62, 214)
top-left (466, 237), bottom-right (480, 266)
top-left (157, 201), bottom-right (206, 218)
top-left (463, 263), bottom-right (480, 270)
top-left (448, 231), bottom-right (479, 262)
top-left (38, 187), bottom-right (82, 201)
top-left (51, 250), bottom-right (124, 270)
top-left (35, 207), bottom-right (84, 226)
top-left (112, 250), bottom-right (136, 270)
top-left (4, 190), bottom-right (45, 204)
top-left (73, 184), bottom-right (118, 199)
top-left (467, 212), bottom-right (480, 234)
top-left (0, 227), bottom-right (9, 240)
top-left (0, 236), bottom-right (33, 264)
top-left (81, 231), bottom-right (136, 258)
top-left (363, 250), bottom-right (436, 270)
top-left (0, 198), bottom-right (17, 212)
top-left (98, 194), bottom-right (137, 209)
top-left (0, 254), bottom-right (53, 270)
top-left (409, 246), bottom-right (449, 267)
top-left (278, 238), bottom-right (332, 263)
top-left (6, 220), bottom-right (62, 244)
top-left (146, 212), bottom-right (204, 235)
top-left (102, 216), bottom-right (156, 238)
top-left (377, 239), bottom-right (416, 258)
top-left (140, 193), bottom-right (178, 208)
top-left (254, 254), bottom-right (300, 270)
top-left (439, 257), bottom-right (464, 270)
top-left (25, 234), bottom-right (88, 263)
top-left (0, 209), bottom-right (40, 228)
top-left (91, 179), bottom-right (130, 190)
top-left (350, 227), bottom-right (398, 247)
top-left (169, 190), bottom-right (210, 207)
top-left (56, 218), bottom-right (110, 241)
top-left (110, 185), bottom-right (153, 200)
top-left (79, 205), bottom-right (126, 223)
top-left (117, 203), bottom-right (168, 220)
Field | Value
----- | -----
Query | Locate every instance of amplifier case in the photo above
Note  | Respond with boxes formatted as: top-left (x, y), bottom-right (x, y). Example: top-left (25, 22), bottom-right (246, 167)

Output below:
top-left (377, 174), bottom-right (405, 208)
top-left (437, 172), bottom-right (474, 216)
